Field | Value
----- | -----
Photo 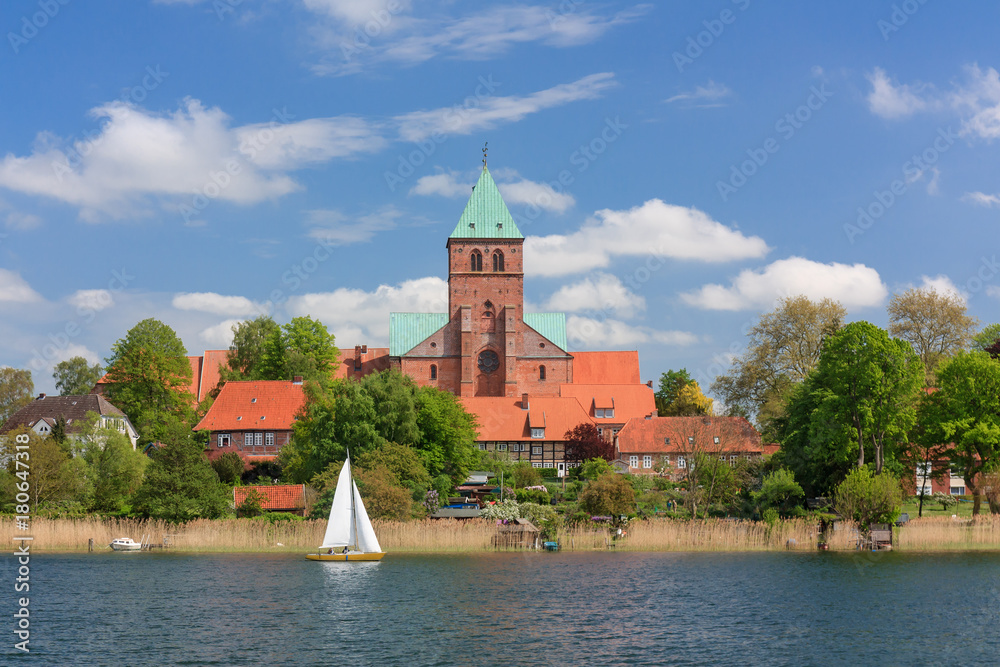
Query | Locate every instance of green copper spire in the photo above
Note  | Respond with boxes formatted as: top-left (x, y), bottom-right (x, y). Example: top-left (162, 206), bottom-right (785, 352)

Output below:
top-left (448, 166), bottom-right (523, 239)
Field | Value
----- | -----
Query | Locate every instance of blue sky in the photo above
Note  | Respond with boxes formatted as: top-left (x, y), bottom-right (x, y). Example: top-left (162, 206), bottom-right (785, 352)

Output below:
top-left (2, 0), bottom-right (999, 397)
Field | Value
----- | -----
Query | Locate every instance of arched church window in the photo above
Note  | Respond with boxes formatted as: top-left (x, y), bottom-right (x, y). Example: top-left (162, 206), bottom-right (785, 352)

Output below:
top-left (481, 311), bottom-right (495, 332)
top-left (430, 364), bottom-right (437, 380)
top-left (470, 250), bottom-right (483, 272)
top-left (492, 250), bottom-right (504, 272)
top-left (539, 365), bottom-right (546, 381)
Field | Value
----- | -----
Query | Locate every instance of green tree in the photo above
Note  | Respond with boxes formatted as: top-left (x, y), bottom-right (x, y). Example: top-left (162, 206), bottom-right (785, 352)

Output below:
top-left (579, 458), bottom-right (613, 481)
top-left (811, 321), bottom-right (924, 474)
top-left (972, 323), bottom-right (1000, 353)
top-left (887, 287), bottom-right (979, 383)
top-left (752, 468), bottom-right (804, 516)
top-left (922, 351), bottom-right (1000, 515)
top-left (688, 452), bottom-right (745, 518)
top-left (413, 384), bottom-right (478, 483)
top-left (103, 319), bottom-right (194, 444)
top-left (711, 296), bottom-right (845, 426)
top-left (259, 316), bottom-right (339, 384)
top-left (0, 367), bottom-right (34, 425)
top-left (53, 356), bottom-right (103, 396)
top-left (223, 316), bottom-right (281, 381)
top-left (655, 369), bottom-right (693, 415)
top-left (834, 467), bottom-right (903, 529)
top-left (132, 432), bottom-right (231, 521)
top-left (579, 473), bottom-right (636, 516)
top-left (355, 442), bottom-right (432, 491)
top-left (1, 429), bottom-right (85, 508)
top-left (212, 452), bottom-right (247, 485)
top-left (77, 416), bottom-right (147, 514)
top-left (236, 488), bottom-right (267, 518)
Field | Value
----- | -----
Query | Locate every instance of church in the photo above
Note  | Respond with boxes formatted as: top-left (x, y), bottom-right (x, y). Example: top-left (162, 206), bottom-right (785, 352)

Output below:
top-left (339, 163), bottom-right (658, 469)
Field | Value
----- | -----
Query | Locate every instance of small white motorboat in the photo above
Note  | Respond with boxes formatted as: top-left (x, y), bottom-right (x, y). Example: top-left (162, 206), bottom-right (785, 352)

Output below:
top-left (109, 537), bottom-right (142, 552)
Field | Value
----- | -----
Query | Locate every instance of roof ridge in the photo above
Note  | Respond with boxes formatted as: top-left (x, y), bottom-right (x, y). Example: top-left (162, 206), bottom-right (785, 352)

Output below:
top-left (449, 166), bottom-right (523, 239)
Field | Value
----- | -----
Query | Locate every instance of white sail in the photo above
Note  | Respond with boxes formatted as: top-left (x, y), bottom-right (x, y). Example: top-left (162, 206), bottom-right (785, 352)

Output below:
top-left (319, 459), bottom-right (355, 549)
top-left (352, 480), bottom-right (382, 553)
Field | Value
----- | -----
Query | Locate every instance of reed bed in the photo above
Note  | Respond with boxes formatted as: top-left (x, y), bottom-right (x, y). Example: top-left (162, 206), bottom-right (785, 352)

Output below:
top-left (10, 515), bottom-right (1000, 553)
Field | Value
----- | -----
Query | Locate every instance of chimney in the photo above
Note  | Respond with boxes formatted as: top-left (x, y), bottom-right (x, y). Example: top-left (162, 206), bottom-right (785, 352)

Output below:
top-left (361, 345), bottom-right (368, 353)
top-left (521, 393), bottom-right (529, 410)
top-left (37, 393), bottom-right (46, 400)
top-left (646, 380), bottom-right (653, 388)
top-left (292, 376), bottom-right (303, 385)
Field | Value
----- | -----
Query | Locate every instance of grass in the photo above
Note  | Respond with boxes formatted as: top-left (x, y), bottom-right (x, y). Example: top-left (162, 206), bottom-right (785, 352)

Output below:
top-left (902, 495), bottom-right (977, 519)
top-left (9, 514), bottom-right (1000, 553)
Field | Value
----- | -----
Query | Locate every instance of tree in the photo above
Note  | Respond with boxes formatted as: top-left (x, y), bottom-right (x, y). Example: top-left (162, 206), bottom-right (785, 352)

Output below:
top-left (578, 473), bottom-right (635, 516)
top-left (563, 423), bottom-right (614, 464)
top-left (53, 356), bottom-right (103, 396)
top-left (711, 296), bottom-right (845, 425)
top-left (212, 452), bottom-right (247, 485)
top-left (902, 403), bottom-right (952, 518)
top-left (413, 384), bottom-right (478, 483)
top-left (922, 351), bottom-right (1000, 515)
top-left (834, 467), bottom-right (903, 530)
top-left (132, 432), bottom-right (230, 521)
top-left (259, 316), bottom-right (339, 384)
top-left (811, 321), bottom-right (924, 474)
top-left (103, 319), bottom-right (193, 444)
top-left (752, 468), bottom-right (804, 516)
top-left (223, 316), bottom-right (281, 381)
top-left (0, 367), bottom-right (34, 425)
top-left (972, 323), bottom-right (1000, 353)
top-left (77, 416), bottom-right (147, 514)
top-left (655, 369), bottom-right (691, 415)
top-left (1, 429), bottom-right (85, 508)
top-left (671, 383), bottom-right (713, 416)
top-left (579, 458), bottom-right (613, 481)
top-left (688, 452), bottom-right (747, 518)
top-left (355, 442), bottom-right (432, 492)
top-left (887, 287), bottom-right (979, 383)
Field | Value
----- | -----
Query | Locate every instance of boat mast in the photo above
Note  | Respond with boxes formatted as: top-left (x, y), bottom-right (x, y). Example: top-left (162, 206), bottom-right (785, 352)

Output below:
top-left (348, 448), bottom-right (359, 552)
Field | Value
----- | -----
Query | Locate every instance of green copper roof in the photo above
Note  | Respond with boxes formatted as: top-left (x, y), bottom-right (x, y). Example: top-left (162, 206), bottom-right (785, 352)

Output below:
top-left (449, 167), bottom-right (523, 239)
top-left (523, 313), bottom-right (568, 352)
top-left (389, 312), bottom-right (448, 356)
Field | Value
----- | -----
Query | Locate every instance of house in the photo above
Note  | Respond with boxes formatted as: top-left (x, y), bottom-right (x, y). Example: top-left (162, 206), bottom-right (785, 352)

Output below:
top-left (194, 379), bottom-right (305, 463)
top-left (234, 484), bottom-right (309, 516)
top-left (0, 393), bottom-right (139, 448)
top-left (615, 416), bottom-right (765, 478)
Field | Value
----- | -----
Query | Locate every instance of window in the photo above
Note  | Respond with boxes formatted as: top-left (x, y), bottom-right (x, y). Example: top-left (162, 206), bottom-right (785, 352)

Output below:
top-left (713, 436), bottom-right (720, 445)
top-left (543, 462), bottom-right (553, 468)
top-left (255, 433), bottom-right (263, 446)
top-left (218, 433), bottom-right (230, 448)
top-left (478, 443), bottom-right (487, 451)
top-left (492, 250), bottom-right (504, 272)
top-left (595, 408), bottom-right (605, 418)
top-left (478, 350), bottom-right (500, 373)
top-left (719, 455), bottom-right (726, 461)
top-left (430, 364), bottom-right (437, 380)
top-left (497, 443), bottom-right (507, 452)
top-left (531, 429), bottom-right (544, 440)
top-left (532, 445), bottom-right (543, 455)
top-left (677, 456), bottom-right (686, 469)
top-left (917, 463), bottom-right (932, 477)
top-left (688, 436), bottom-right (694, 445)
top-left (643, 456), bottom-right (652, 469)
top-left (532, 463), bottom-right (542, 468)
top-left (265, 432), bottom-right (274, 447)
top-left (470, 250), bottom-right (483, 272)
top-left (605, 408), bottom-right (614, 418)
top-left (951, 486), bottom-right (966, 495)
top-left (629, 455), bottom-right (638, 468)
top-left (663, 455), bottom-right (670, 464)
top-left (354, 360), bottom-right (362, 372)
top-left (730, 455), bottom-right (737, 466)
top-left (664, 437), bottom-right (670, 445)
top-left (539, 365), bottom-right (546, 381)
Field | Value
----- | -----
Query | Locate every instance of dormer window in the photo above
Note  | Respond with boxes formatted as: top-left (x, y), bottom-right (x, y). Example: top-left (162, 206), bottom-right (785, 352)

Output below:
top-left (471, 250), bottom-right (483, 272)
top-left (251, 398), bottom-right (257, 403)
top-left (531, 428), bottom-right (544, 439)
top-left (713, 436), bottom-right (720, 444)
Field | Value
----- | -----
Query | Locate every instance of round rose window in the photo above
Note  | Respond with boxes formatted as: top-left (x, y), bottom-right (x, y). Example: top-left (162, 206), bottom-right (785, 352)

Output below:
top-left (478, 350), bottom-right (500, 373)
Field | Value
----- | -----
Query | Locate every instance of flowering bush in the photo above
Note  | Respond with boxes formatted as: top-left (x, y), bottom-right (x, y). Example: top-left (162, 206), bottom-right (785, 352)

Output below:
top-left (480, 499), bottom-right (520, 521)
top-left (423, 489), bottom-right (440, 514)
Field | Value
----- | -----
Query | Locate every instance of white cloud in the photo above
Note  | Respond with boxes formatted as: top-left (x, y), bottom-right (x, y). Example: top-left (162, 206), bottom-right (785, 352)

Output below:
top-left (566, 315), bottom-right (698, 349)
top-left (523, 199), bottom-right (770, 277)
top-left (545, 273), bottom-right (645, 318)
top-left (987, 285), bottom-right (1000, 299)
top-left (5, 212), bottom-right (41, 230)
top-left (0, 99), bottom-right (385, 220)
top-left (411, 169), bottom-right (575, 213)
top-left (286, 277), bottom-right (449, 344)
top-left (0, 270), bottom-right (42, 303)
top-left (681, 257), bottom-right (888, 311)
top-left (306, 206), bottom-right (402, 245)
top-left (172, 292), bottom-right (267, 317)
top-left (926, 168), bottom-right (941, 195)
top-left (866, 67), bottom-right (930, 119)
top-left (199, 319), bottom-right (242, 348)
top-left (308, 3), bottom-right (649, 76)
top-left (665, 81), bottom-right (733, 106)
top-left (963, 191), bottom-right (1000, 207)
top-left (916, 274), bottom-right (967, 302)
top-left (394, 73), bottom-right (616, 142)
top-left (68, 289), bottom-right (114, 312)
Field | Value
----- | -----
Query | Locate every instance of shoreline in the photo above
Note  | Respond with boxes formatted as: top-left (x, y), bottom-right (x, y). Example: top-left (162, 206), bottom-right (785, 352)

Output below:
top-left (7, 516), bottom-right (1000, 554)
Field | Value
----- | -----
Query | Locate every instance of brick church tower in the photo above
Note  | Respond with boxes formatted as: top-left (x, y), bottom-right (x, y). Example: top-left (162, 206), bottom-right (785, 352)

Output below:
top-left (390, 164), bottom-right (572, 398)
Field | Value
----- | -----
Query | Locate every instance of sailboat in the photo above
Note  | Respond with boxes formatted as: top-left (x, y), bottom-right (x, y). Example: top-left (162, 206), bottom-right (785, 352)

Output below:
top-left (306, 455), bottom-right (385, 562)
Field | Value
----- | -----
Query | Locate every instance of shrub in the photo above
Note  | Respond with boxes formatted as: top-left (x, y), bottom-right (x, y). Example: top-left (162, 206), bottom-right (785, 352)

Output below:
top-left (212, 452), bottom-right (246, 485)
top-left (579, 458), bottom-right (612, 481)
top-left (834, 468), bottom-right (903, 529)
top-left (933, 492), bottom-right (958, 512)
top-left (515, 488), bottom-right (551, 505)
top-left (237, 488), bottom-right (267, 518)
top-left (480, 499), bottom-right (520, 521)
top-left (579, 473), bottom-right (635, 517)
top-left (512, 462), bottom-right (543, 488)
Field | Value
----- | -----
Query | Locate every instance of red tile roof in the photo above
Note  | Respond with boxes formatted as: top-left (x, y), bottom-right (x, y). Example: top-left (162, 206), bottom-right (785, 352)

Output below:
top-left (460, 395), bottom-right (592, 441)
top-left (194, 381), bottom-right (305, 432)
top-left (233, 484), bottom-right (305, 511)
top-left (571, 351), bottom-right (642, 385)
top-left (617, 416), bottom-right (762, 455)
top-left (559, 384), bottom-right (656, 424)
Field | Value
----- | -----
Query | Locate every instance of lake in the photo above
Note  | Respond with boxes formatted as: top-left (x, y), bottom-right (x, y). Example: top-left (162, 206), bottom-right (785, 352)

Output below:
top-left (5, 550), bottom-right (999, 665)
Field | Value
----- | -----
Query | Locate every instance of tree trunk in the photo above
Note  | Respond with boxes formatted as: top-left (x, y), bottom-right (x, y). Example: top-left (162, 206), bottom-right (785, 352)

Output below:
top-left (856, 421), bottom-right (865, 468)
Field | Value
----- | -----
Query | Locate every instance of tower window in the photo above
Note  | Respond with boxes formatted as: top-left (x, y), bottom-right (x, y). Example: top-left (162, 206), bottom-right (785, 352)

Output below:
top-left (539, 365), bottom-right (546, 381)
top-left (470, 250), bottom-right (483, 272)
top-left (492, 250), bottom-right (504, 272)
top-left (430, 364), bottom-right (437, 380)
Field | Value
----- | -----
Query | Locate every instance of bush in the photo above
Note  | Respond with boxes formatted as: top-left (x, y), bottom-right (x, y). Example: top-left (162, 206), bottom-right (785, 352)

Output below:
top-left (933, 492), bottom-right (958, 512)
top-left (579, 458), bottom-right (612, 481)
top-left (237, 488), bottom-right (267, 518)
top-left (212, 452), bottom-right (246, 485)
top-left (512, 462), bottom-right (543, 488)
top-left (834, 467), bottom-right (903, 529)
top-left (480, 499), bottom-right (520, 521)
top-left (515, 488), bottom-right (551, 505)
top-left (579, 473), bottom-right (635, 516)
top-left (752, 468), bottom-right (804, 516)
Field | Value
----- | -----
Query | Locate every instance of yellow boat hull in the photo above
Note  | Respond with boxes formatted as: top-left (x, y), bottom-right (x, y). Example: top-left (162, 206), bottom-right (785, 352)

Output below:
top-left (305, 552), bottom-right (386, 562)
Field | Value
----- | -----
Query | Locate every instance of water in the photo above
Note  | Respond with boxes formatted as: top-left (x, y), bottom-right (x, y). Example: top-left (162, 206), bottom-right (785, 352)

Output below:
top-left (5, 550), bottom-right (999, 665)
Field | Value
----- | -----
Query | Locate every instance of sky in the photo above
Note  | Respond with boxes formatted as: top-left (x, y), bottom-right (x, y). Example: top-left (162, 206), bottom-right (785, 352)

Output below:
top-left (1, 0), bottom-right (999, 397)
